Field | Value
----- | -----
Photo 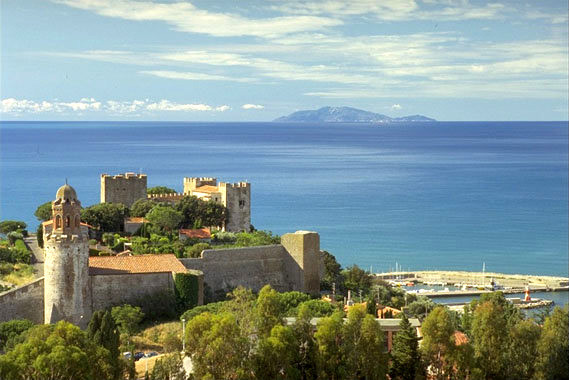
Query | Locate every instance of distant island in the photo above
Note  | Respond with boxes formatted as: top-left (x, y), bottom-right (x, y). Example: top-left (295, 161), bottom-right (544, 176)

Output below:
top-left (274, 106), bottom-right (436, 123)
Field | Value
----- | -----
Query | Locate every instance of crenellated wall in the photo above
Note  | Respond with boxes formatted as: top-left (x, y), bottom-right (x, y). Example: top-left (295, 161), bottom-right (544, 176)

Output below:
top-left (100, 173), bottom-right (147, 207)
top-left (0, 278), bottom-right (45, 324)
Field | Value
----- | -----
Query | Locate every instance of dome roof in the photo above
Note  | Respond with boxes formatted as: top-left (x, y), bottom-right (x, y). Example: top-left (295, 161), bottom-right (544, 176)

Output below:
top-left (55, 183), bottom-right (77, 201)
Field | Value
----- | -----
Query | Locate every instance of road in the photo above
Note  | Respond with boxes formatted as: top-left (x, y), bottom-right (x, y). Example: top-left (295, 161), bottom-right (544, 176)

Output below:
top-left (24, 235), bottom-right (44, 278)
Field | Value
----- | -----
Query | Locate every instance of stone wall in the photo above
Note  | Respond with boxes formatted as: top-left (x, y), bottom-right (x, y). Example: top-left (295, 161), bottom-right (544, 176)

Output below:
top-left (0, 278), bottom-right (45, 324)
top-left (100, 173), bottom-right (147, 207)
top-left (89, 272), bottom-right (174, 312)
top-left (180, 245), bottom-right (291, 294)
top-left (180, 231), bottom-right (321, 296)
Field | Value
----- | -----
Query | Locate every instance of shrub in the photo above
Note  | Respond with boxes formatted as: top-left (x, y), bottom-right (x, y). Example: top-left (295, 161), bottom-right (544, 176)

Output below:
top-left (6, 232), bottom-right (23, 246)
top-left (180, 301), bottom-right (226, 322)
top-left (0, 221), bottom-right (27, 236)
top-left (36, 225), bottom-right (43, 249)
top-left (184, 243), bottom-right (211, 258)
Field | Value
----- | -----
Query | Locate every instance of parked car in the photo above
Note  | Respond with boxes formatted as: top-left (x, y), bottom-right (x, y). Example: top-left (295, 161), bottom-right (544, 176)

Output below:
top-left (133, 352), bottom-right (145, 361)
top-left (122, 352), bottom-right (132, 360)
top-left (144, 351), bottom-right (159, 358)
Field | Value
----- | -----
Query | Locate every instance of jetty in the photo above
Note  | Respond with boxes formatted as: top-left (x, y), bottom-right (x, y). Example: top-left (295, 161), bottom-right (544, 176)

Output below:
top-left (375, 270), bottom-right (569, 290)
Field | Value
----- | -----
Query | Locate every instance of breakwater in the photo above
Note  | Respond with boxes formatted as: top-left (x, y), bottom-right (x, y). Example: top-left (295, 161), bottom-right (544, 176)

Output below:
top-left (374, 270), bottom-right (569, 289)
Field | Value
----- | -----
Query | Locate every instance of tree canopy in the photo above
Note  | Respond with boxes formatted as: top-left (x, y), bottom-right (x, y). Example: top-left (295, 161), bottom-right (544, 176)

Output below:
top-left (81, 203), bottom-right (129, 232)
top-left (0, 221), bottom-right (27, 236)
top-left (147, 186), bottom-right (177, 195)
top-left (146, 206), bottom-right (183, 232)
top-left (34, 201), bottom-right (52, 222)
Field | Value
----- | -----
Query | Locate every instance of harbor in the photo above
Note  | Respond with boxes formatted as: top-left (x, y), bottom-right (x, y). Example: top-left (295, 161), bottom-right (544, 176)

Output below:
top-left (374, 269), bottom-right (569, 311)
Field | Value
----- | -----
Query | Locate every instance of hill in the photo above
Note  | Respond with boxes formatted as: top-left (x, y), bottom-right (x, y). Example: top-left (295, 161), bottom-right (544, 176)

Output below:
top-left (274, 106), bottom-right (435, 123)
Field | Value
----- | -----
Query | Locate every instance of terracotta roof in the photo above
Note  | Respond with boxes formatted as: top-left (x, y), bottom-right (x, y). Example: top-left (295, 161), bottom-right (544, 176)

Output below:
top-left (179, 228), bottom-right (211, 239)
top-left (125, 217), bottom-right (149, 224)
top-left (89, 254), bottom-right (187, 275)
top-left (193, 185), bottom-right (220, 194)
top-left (454, 331), bottom-right (469, 346)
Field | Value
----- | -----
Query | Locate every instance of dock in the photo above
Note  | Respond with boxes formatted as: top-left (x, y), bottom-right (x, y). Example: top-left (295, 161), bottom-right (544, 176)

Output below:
top-left (412, 287), bottom-right (568, 298)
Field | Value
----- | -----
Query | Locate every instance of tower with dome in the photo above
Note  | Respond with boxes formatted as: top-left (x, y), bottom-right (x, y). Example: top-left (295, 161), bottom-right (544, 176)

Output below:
top-left (43, 183), bottom-right (92, 327)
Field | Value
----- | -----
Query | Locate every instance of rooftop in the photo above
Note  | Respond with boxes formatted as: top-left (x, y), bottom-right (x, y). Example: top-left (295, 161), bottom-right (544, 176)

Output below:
top-left (89, 254), bottom-right (187, 275)
top-left (125, 217), bottom-right (149, 224)
top-left (193, 185), bottom-right (220, 194)
top-left (179, 228), bottom-right (211, 240)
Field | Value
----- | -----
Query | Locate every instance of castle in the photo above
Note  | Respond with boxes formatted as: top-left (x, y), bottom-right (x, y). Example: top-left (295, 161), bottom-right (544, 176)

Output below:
top-left (0, 184), bottom-right (321, 327)
top-left (101, 173), bottom-right (250, 232)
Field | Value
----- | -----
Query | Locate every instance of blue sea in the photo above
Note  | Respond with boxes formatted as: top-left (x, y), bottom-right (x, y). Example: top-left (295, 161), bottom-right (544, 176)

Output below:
top-left (1, 121), bottom-right (567, 278)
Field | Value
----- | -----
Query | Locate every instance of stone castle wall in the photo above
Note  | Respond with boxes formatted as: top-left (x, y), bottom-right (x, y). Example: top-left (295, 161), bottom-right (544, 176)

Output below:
top-left (180, 231), bottom-right (320, 296)
top-left (89, 272), bottom-right (174, 311)
top-left (100, 173), bottom-right (147, 207)
top-left (0, 278), bottom-right (45, 324)
top-left (181, 245), bottom-right (291, 294)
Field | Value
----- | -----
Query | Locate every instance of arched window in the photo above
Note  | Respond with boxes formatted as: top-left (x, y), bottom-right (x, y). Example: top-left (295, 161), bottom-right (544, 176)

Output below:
top-left (55, 215), bottom-right (62, 229)
top-left (65, 216), bottom-right (70, 227)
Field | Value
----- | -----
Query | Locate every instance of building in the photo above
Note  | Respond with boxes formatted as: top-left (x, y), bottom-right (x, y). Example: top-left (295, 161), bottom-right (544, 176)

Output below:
top-left (0, 185), bottom-right (321, 326)
top-left (183, 177), bottom-right (251, 232)
top-left (124, 217), bottom-right (149, 234)
top-left (100, 172), bottom-right (147, 207)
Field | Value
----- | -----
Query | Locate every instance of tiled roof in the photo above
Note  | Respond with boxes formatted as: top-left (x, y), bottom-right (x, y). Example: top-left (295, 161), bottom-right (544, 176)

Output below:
top-left (454, 331), bottom-right (469, 346)
top-left (125, 217), bottom-right (149, 224)
top-left (89, 254), bottom-right (187, 275)
top-left (193, 185), bottom-right (220, 193)
top-left (179, 228), bottom-right (211, 239)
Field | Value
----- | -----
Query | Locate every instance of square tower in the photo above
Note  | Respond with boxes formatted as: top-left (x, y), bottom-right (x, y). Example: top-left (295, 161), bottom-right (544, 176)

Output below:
top-left (100, 173), bottom-right (147, 207)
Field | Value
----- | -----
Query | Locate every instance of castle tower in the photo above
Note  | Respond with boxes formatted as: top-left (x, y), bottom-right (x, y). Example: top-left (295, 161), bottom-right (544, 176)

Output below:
top-left (100, 173), bottom-right (147, 207)
top-left (44, 183), bottom-right (91, 327)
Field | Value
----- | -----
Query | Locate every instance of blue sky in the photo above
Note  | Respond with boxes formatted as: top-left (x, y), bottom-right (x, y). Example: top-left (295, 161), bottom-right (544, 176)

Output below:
top-left (1, 0), bottom-right (567, 121)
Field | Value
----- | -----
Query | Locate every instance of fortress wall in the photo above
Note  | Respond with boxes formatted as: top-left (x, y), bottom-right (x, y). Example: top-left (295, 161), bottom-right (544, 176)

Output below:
top-left (90, 272), bottom-right (174, 312)
top-left (100, 173), bottom-right (147, 207)
top-left (0, 278), bottom-right (45, 324)
top-left (180, 245), bottom-right (291, 294)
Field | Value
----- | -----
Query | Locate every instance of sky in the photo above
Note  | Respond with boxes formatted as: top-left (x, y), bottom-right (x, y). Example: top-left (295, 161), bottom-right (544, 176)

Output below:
top-left (0, 0), bottom-right (567, 121)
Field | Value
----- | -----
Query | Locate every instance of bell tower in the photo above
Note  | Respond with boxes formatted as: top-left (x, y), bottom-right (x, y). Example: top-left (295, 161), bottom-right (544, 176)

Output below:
top-left (44, 183), bottom-right (91, 327)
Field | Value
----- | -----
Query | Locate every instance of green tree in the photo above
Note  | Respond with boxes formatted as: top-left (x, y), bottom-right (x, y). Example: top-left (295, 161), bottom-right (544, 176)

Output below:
top-left (185, 312), bottom-right (250, 380)
top-left (0, 321), bottom-right (114, 380)
top-left (88, 310), bottom-right (122, 379)
top-left (252, 325), bottom-right (300, 379)
top-left (421, 306), bottom-right (456, 380)
top-left (36, 224), bottom-right (43, 249)
top-left (81, 203), bottom-right (129, 232)
top-left (390, 313), bottom-right (421, 380)
top-left (130, 199), bottom-right (157, 218)
top-left (342, 265), bottom-right (372, 294)
top-left (292, 306), bottom-right (319, 380)
top-left (536, 306), bottom-right (569, 380)
top-left (341, 304), bottom-right (387, 380)
top-left (146, 206), bottom-right (183, 232)
top-left (507, 319), bottom-right (541, 380)
top-left (34, 201), bottom-right (52, 221)
top-left (0, 221), bottom-right (27, 236)
top-left (0, 319), bottom-right (34, 353)
top-left (279, 291), bottom-right (312, 315)
top-left (147, 186), bottom-right (177, 195)
top-left (200, 201), bottom-right (226, 228)
top-left (256, 284), bottom-right (283, 337)
top-left (320, 250), bottom-right (342, 291)
top-left (150, 352), bottom-right (185, 380)
top-left (471, 301), bottom-right (509, 379)
top-left (111, 304), bottom-right (144, 336)
top-left (175, 195), bottom-right (202, 228)
top-left (315, 311), bottom-right (345, 380)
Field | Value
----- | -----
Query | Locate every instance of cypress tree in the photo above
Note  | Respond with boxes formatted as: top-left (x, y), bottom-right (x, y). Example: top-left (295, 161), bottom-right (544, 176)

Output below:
top-left (87, 310), bottom-right (121, 379)
top-left (390, 314), bottom-right (421, 380)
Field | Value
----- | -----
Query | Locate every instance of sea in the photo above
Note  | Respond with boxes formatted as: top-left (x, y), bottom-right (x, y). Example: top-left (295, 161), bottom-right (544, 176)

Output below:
top-left (1, 121), bottom-right (568, 284)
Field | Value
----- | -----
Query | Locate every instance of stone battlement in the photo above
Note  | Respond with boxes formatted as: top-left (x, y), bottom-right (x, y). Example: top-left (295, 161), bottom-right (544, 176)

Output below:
top-left (101, 172), bottom-right (147, 180)
top-left (219, 181), bottom-right (250, 189)
top-left (148, 192), bottom-right (185, 199)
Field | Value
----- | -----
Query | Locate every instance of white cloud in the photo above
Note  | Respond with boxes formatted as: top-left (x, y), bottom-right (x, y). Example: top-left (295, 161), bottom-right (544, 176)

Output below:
top-left (52, 0), bottom-right (342, 38)
top-left (391, 104), bottom-right (402, 110)
top-left (140, 70), bottom-right (254, 83)
top-left (242, 104), bottom-right (265, 110)
top-left (1, 98), bottom-right (231, 114)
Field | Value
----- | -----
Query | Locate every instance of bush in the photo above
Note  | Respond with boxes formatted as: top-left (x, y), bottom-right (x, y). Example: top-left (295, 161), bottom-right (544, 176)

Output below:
top-left (212, 231), bottom-right (237, 243)
top-left (293, 299), bottom-right (337, 318)
top-left (279, 291), bottom-right (312, 315)
top-left (6, 232), bottom-right (23, 246)
top-left (36, 225), bottom-right (43, 249)
top-left (184, 243), bottom-right (211, 258)
top-left (174, 272), bottom-right (201, 313)
top-left (180, 301), bottom-right (226, 322)
top-left (0, 319), bottom-right (34, 352)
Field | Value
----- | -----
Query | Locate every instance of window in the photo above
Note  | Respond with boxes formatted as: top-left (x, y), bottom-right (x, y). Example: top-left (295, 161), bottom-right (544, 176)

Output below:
top-left (65, 216), bottom-right (70, 228)
top-left (55, 215), bottom-right (62, 229)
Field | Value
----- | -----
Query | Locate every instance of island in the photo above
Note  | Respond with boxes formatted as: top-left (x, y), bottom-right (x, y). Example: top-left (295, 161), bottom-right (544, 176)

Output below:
top-left (274, 106), bottom-right (436, 123)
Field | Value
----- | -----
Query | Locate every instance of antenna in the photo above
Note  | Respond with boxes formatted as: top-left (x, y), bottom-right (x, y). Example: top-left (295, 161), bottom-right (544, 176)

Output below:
top-left (65, 178), bottom-right (68, 185)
